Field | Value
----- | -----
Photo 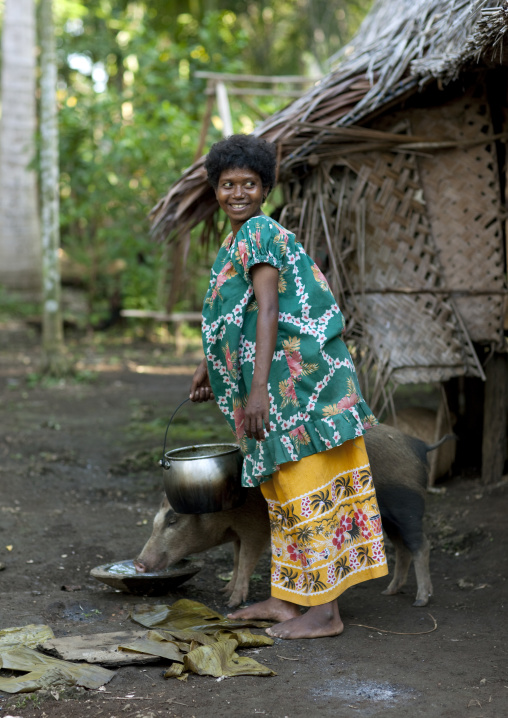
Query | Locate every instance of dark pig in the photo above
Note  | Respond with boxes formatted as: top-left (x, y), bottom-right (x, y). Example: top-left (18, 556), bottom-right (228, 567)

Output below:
top-left (136, 424), bottom-right (450, 607)
top-left (366, 424), bottom-right (445, 606)
top-left (384, 405), bottom-right (456, 485)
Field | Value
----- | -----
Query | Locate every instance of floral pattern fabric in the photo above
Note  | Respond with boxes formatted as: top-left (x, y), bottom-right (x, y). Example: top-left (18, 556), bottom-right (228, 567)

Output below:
top-left (202, 215), bottom-right (377, 488)
top-left (260, 438), bottom-right (388, 606)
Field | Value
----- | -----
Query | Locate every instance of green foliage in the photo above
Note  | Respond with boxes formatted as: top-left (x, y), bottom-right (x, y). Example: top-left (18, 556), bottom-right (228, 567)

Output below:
top-left (236, 0), bottom-right (373, 74)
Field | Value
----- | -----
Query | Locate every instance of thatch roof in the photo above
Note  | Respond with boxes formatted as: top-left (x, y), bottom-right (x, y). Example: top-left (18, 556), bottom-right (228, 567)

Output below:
top-left (150, 0), bottom-right (508, 242)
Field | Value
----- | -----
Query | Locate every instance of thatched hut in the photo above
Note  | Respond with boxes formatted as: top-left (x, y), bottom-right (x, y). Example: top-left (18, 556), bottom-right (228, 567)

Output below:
top-left (151, 0), bottom-right (508, 482)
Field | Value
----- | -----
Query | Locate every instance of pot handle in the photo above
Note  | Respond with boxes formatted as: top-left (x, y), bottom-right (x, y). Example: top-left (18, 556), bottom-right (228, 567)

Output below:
top-left (160, 397), bottom-right (191, 470)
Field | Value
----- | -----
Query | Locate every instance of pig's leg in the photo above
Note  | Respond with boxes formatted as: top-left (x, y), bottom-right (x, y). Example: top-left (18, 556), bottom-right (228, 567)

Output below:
top-left (412, 534), bottom-right (432, 607)
top-left (382, 534), bottom-right (412, 596)
top-left (377, 484), bottom-right (427, 604)
top-left (220, 539), bottom-right (240, 597)
top-left (226, 536), bottom-right (269, 608)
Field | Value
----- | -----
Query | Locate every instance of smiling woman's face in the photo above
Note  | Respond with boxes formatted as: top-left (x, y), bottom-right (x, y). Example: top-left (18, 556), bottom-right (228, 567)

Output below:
top-left (215, 167), bottom-right (266, 235)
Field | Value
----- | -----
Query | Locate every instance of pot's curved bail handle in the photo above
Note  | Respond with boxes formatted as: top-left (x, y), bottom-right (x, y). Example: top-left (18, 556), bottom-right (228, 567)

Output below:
top-left (160, 397), bottom-right (191, 470)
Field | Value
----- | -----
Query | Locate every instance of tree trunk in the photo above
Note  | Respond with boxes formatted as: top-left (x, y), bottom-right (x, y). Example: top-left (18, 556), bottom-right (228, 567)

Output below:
top-left (39, 0), bottom-right (67, 374)
top-left (0, 0), bottom-right (42, 293)
top-left (482, 353), bottom-right (508, 484)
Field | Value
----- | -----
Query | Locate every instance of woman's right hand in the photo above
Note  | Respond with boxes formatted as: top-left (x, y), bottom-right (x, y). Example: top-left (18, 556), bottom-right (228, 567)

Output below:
top-left (189, 358), bottom-right (215, 402)
top-left (244, 383), bottom-right (271, 441)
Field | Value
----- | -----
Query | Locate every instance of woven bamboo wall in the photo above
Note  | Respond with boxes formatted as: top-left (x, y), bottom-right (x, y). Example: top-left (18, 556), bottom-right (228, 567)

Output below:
top-left (410, 84), bottom-right (506, 346)
top-left (338, 132), bottom-right (482, 386)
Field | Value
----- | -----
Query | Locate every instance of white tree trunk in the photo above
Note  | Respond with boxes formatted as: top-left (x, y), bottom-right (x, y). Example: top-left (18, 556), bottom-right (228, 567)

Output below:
top-left (39, 0), bottom-right (66, 371)
top-left (0, 0), bottom-right (41, 292)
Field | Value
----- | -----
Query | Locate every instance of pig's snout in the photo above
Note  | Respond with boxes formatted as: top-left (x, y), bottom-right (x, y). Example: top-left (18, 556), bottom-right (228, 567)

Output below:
top-left (133, 559), bottom-right (147, 573)
top-left (133, 553), bottom-right (170, 573)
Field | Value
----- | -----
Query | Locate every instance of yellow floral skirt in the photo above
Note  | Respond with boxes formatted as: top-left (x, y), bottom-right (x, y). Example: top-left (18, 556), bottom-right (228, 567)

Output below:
top-left (260, 436), bottom-right (388, 607)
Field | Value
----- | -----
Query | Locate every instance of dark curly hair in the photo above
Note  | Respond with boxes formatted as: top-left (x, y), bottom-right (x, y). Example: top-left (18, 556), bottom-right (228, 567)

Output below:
top-left (205, 134), bottom-right (277, 192)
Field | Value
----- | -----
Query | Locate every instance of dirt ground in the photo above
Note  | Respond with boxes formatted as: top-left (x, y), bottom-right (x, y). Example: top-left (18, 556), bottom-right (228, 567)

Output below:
top-left (0, 325), bottom-right (507, 718)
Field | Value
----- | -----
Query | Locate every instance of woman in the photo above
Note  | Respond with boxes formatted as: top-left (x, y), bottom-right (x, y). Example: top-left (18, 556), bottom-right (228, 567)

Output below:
top-left (190, 134), bottom-right (387, 639)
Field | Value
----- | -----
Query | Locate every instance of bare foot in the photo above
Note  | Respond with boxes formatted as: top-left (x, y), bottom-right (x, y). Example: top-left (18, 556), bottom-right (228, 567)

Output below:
top-left (266, 601), bottom-right (343, 640)
top-left (227, 597), bottom-right (301, 622)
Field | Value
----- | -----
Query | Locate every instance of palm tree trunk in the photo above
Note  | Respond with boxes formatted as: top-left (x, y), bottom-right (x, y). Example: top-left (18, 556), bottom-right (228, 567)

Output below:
top-left (39, 0), bottom-right (67, 374)
top-left (0, 0), bottom-right (41, 293)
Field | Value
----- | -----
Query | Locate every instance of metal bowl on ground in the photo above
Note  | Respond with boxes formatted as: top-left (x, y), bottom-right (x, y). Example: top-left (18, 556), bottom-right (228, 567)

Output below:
top-left (90, 558), bottom-right (203, 596)
top-left (162, 443), bottom-right (246, 514)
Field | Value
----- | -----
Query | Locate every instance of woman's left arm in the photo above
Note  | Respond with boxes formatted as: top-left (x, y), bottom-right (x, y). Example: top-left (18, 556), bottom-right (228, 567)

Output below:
top-left (244, 263), bottom-right (279, 441)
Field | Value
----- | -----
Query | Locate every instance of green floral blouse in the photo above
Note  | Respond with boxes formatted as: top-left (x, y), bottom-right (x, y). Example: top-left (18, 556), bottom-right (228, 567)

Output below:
top-left (202, 215), bottom-right (377, 488)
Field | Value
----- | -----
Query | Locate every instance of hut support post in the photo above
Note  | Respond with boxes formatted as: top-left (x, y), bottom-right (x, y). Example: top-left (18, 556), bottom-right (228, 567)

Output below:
top-left (481, 352), bottom-right (508, 484)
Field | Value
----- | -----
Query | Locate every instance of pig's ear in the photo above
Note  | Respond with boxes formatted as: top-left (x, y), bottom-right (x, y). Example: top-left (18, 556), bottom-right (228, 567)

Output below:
top-left (163, 509), bottom-right (178, 528)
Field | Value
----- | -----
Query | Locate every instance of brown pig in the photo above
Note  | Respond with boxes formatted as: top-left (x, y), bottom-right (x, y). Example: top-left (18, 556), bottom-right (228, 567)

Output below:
top-left (134, 486), bottom-right (270, 608)
top-left (135, 424), bottom-right (451, 607)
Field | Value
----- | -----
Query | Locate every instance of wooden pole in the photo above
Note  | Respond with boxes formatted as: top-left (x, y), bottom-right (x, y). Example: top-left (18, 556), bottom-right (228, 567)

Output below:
top-left (216, 81), bottom-right (233, 137)
top-left (481, 352), bottom-right (508, 484)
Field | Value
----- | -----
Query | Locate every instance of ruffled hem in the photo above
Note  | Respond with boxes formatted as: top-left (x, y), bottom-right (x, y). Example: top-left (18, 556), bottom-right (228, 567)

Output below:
top-left (240, 400), bottom-right (378, 487)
